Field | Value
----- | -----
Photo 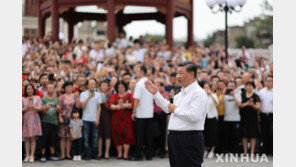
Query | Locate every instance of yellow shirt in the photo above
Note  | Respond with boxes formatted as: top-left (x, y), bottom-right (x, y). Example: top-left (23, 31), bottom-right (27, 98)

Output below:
top-left (217, 94), bottom-right (225, 116)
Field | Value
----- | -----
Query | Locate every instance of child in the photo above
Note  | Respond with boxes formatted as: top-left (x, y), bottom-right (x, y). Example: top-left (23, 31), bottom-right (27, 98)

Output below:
top-left (69, 110), bottom-right (83, 161)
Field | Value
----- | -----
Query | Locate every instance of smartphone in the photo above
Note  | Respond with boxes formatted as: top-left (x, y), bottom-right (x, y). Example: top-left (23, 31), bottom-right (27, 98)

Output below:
top-left (29, 98), bottom-right (33, 105)
top-left (119, 99), bottom-right (123, 105)
top-left (101, 93), bottom-right (106, 101)
top-left (91, 89), bottom-right (94, 93)
top-left (225, 89), bottom-right (233, 95)
top-left (34, 61), bottom-right (38, 65)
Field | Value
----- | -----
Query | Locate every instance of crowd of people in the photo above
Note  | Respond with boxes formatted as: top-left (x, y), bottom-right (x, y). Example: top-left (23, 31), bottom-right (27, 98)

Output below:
top-left (22, 33), bottom-right (273, 163)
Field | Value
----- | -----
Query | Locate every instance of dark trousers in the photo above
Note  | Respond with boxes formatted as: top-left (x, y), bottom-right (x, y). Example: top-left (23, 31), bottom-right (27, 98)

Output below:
top-left (224, 121), bottom-right (241, 153)
top-left (168, 130), bottom-right (204, 167)
top-left (153, 112), bottom-right (167, 156)
top-left (216, 115), bottom-right (225, 153)
top-left (83, 120), bottom-right (98, 157)
top-left (40, 122), bottom-right (58, 150)
top-left (72, 138), bottom-right (82, 156)
top-left (135, 118), bottom-right (154, 159)
top-left (260, 113), bottom-right (273, 155)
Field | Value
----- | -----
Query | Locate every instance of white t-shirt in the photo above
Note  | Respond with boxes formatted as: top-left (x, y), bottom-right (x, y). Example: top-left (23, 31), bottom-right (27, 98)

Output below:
top-left (224, 94), bottom-right (241, 122)
top-left (133, 77), bottom-right (154, 118)
top-left (206, 93), bottom-right (219, 119)
top-left (80, 90), bottom-right (102, 122)
top-left (73, 46), bottom-right (83, 60)
top-left (258, 87), bottom-right (273, 114)
top-left (132, 49), bottom-right (146, 63)
top-left (90, 49), bottom-right (105, 62)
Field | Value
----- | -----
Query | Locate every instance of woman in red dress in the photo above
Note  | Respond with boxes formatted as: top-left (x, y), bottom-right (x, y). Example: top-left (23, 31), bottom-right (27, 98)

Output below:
top-left (109, 80), bottom-right (135, 160)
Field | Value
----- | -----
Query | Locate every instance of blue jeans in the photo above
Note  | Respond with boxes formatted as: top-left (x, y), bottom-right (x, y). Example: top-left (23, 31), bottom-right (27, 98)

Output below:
top-left (83, 120), bottom-right (98, 157)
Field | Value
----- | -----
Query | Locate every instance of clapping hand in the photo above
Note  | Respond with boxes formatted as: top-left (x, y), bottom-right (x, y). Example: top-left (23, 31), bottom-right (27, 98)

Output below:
top-left (144, 80), bottom-right (158, 95)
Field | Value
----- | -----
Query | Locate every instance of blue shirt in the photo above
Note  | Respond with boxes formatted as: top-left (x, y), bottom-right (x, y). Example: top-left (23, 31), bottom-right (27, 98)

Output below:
top-left (80, 90), bottom-right (102, 122)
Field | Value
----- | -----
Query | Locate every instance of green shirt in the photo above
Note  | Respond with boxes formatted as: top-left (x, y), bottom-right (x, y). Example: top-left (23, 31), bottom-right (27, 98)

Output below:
top-left (41, 96), bottom-right (60, 125)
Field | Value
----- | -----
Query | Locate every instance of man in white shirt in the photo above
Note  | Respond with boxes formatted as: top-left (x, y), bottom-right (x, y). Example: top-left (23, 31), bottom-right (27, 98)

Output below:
top-left (132, 66), bottom-right (154, 160)
top-left (132, 42), bottom-right (146, 63)
top-left (89, 42), bottom-right (105, 64)
top-left (145, 61), bottom-right (208, 167)
top-left (73, 40), bottom-right (84, 60)
top-left (258, 75), bottom-right (273, 155)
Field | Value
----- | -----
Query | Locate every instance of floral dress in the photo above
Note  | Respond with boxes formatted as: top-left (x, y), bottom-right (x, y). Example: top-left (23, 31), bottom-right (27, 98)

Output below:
top-left (59, 94), bottom-right (77, 137)
top-left (109, 93), bottom-right (136, 147)
top-left (22, 96), bottom-right (42, 137)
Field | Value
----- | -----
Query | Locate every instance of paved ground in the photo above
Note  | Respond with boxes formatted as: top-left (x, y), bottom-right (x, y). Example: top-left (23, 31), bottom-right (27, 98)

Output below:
top-left (22, 155), bottom-right (273, 167)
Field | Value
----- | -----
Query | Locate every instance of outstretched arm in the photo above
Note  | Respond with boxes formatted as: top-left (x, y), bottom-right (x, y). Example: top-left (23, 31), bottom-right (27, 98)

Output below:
top-left (145, 80), bottom-right (170, 113)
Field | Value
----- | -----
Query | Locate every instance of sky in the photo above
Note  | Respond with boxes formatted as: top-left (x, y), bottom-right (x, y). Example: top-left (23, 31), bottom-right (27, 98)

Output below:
top-left (124, 0), bottom-right (273, 41)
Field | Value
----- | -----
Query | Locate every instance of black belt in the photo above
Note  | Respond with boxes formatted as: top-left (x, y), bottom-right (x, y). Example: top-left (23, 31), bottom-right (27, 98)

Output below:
top-left (169, 130), bottom-right (202, 135)
top-left (261, 113), bottom-right (273, 116)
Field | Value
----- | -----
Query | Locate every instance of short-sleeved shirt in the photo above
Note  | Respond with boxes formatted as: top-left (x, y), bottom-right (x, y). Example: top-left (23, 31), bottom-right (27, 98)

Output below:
top-left (41, 96), bottom-right (60, 125)
top-left (224, 94), bottom-right (241, 122)
top-left (69, 119), bottom-right (83, 140)
top-left (80, 90), bottom-right (102, 122)
top-left (133, 77), bottom-right (154, 118)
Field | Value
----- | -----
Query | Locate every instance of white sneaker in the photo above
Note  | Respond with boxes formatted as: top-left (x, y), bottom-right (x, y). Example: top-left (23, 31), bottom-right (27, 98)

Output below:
top-left (23, 156), bottom-right (30, 163)
top-left (207, 151), bottom-right (214, 159)
top-left (77, 155), bottom-right (81, 161)
top-left (204, 151), bottom-right (208, 158)
top-left (29, 156), bottom-right (34, 163)
top-left (73, 156), bottom-right (77, 161)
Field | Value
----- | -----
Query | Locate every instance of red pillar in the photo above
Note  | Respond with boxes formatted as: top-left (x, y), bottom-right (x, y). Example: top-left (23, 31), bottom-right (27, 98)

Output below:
top-left (51, 0), bottom-right (59, 41)
top-left (187, 0), bottom-right (194, 46)
top-left (68, 20), bottom-right (74, 43)
top-left (107, 0), bottom-right (116, 42)
top-left (166, 0), bottom-right (174, 47)
top-left (37, 0), bottom-right (45, 38)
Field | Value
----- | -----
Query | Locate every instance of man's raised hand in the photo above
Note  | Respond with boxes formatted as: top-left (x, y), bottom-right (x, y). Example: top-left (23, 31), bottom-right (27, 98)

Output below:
top-left (144, 80), bottom-right (158, 95)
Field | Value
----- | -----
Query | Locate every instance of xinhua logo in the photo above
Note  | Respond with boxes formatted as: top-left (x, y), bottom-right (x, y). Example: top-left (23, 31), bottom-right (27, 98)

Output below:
top-left (215, 154), bottom-right (269, 163)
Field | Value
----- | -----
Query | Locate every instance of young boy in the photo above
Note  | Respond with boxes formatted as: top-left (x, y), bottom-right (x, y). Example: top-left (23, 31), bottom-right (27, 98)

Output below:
top-left (69, 110), bottom-right (83, 161)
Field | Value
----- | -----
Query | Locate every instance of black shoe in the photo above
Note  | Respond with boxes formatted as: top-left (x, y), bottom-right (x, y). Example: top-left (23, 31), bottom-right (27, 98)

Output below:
top-left (146, 157), bottom-right (152, 160)
top-left (117, 156), bottom-right (122, 159)
top-left (65, 156), bottom-right (72, 160)
top-left (159, 154), bottom-right (165, 159)
top-left (84, 156), bottom-right (91, 160)
top-left (49, 154), bottom-right (59, 161)
top-left (95, 156), bottom-right (101, 160)
top-left (129, 156), bottom-right (142, 161)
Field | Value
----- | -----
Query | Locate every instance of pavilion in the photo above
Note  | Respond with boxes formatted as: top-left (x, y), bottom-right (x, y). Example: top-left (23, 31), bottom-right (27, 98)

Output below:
top-left (37, 0), bottom-right (194, 46)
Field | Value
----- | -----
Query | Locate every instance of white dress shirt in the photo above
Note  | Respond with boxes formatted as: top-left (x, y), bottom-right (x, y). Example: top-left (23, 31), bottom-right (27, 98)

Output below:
top-left (258, 87), bottom-right (273, 114)
top-left (133, 77), bottom-right (154, 118)
top-left (153, 81), bottom-right (208, 131)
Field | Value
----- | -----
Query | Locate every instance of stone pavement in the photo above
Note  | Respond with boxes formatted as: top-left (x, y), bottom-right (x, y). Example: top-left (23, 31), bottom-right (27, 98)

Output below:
top-left (22, 155), bottom-right (273, 167)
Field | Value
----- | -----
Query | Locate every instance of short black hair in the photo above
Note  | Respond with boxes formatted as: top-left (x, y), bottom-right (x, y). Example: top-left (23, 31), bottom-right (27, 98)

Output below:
top-left (86, 78), bottom-right (97, 86)
top-left (245, 81), bottom-right (256, 88)
top-left (178, 61), bottom-right (198, 78)
top-left (63, 81), bottom-right (73, 90)
top-left (24, 84), bottom-right (36, 97)
top-left (170, 72), bottom-right (177, 78)
top-left (100, 80), bottom-right (110, 86)
top-left (122, 73), bottom-right (131, 77)
top-left (140, 66), bottom-right (147, 75)
top-left (39, 73), bottom-right (48, 80)
top-left (211, 75), bottom-right (219, 80)
top-left (228, 81), bottom-right (236, 86)
top-left (115, 80), bottom-right (128, 93)
top-left (199, 80), bottom-right (210, 89)
top-left (234, 76), bottom-right (242, 81)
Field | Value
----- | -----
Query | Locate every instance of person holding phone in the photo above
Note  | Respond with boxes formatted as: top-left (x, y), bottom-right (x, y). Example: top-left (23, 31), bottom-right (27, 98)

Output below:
top-left (22, 84), bottom-right (43, 163)
top-left (237, 81), bottom-right (261, 157)
top-left (40, 83), bottom-right (61, 162)
top-left (223, 81), bottom-right (241, 153)
top-left (79, 78), bottom-right (102, 160)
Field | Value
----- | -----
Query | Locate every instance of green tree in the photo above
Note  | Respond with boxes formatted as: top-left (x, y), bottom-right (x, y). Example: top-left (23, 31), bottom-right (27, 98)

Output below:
top-left (255, 0), bottom-right (273, 48)
top-left (203, 34), bottom-right (215, 48)
top-left (143, 33), bottom-right (164, 43)
top-left (235, 35), bottom-right (254, 48)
